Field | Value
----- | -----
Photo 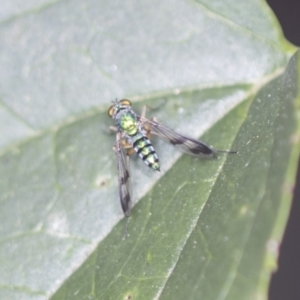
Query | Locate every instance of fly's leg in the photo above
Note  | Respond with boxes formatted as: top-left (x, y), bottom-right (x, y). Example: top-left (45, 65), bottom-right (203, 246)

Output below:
top-left (140, 105), bottom-right (147, 119)
top-left (142, 116), bottom-right (162, 140)
top-left (112, 131), bottom-right (135, 156)
top-left (140, 102), bottom-right (166, 139)
top-left (120, 138), bottom-right (135, 156)
top-left (140, 100), bottom-right (166, 118)
top-left (140, 105), bottom-right (153, 139)
top-left (109, 126), bottom-right (118, 132)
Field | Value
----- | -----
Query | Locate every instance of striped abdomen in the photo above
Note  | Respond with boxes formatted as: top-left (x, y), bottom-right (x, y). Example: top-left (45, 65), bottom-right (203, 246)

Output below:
top-left (132, 133), bottom-right (160, 171)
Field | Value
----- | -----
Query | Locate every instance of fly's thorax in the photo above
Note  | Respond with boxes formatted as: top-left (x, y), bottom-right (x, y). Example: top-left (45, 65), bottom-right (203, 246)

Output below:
top-left (116, 109), bottom-right (138, 136)
top-left (132, 133), bottom-right (160, 171)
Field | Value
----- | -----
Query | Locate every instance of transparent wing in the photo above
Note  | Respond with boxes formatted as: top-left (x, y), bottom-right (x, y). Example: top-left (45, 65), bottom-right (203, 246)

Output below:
top-left (115, 133), bottom-right (132, 217)
top-left (140, 117), bottom-right (215, 158)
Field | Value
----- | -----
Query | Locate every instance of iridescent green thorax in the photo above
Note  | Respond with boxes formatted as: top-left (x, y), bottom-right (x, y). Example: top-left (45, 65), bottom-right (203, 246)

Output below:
top-left (116, 110), bottom-right (138, 136)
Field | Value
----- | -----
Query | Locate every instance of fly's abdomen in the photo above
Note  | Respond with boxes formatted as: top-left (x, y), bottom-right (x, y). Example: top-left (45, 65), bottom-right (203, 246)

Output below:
top-left (132, 134), bottom-right (160, 171)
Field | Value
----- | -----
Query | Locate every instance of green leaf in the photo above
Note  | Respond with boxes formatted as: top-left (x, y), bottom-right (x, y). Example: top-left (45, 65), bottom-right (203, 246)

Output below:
top-left (0, 1), bottom-right (298, 300)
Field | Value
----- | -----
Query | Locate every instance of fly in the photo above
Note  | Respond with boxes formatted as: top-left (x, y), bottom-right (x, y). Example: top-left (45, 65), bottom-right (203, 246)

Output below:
top-left (108, 99), bottom-right (236, 237)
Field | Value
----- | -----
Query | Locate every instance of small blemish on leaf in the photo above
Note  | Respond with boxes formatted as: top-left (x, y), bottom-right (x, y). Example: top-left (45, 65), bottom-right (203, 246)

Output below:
top-left (239, 205), bottom-right (249, 216)
top-left (146, 252), bottom-right (152, 263)
top-left (94, 176), bottom-right (109, 188)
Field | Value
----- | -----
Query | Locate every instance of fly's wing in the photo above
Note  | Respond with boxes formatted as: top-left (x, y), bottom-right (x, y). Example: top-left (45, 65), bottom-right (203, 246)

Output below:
top-left (115, 133), bottom-right (132, 217)
top-left (140, 117), bottom-right (215, 158)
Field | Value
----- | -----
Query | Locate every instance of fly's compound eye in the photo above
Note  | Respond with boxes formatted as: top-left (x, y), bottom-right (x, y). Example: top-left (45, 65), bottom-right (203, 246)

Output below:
top-left (120, 99), bottom-right (132, 106)
top-left (108, 99), bottom-right (132, 117)
top-left (108, 105), bottom-right (115, 117)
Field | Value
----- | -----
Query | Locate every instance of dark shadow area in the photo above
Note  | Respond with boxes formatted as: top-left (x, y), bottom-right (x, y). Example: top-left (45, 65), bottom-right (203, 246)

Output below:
top-left (267, 1), bottom-right (300, 299)
top-left (268, 159), bottom-right (300, 300)
top-left (267, 0), bottom-right (300, 46)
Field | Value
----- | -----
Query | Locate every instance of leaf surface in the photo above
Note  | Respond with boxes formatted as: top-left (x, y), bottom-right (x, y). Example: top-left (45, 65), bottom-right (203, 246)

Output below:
top-left (0, 1), bottom-right (298, 299)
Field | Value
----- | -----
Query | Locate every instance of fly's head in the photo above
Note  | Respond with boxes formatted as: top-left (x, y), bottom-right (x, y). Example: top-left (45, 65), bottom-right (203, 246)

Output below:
top-left (108, 99), bottom-right (132, 120)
